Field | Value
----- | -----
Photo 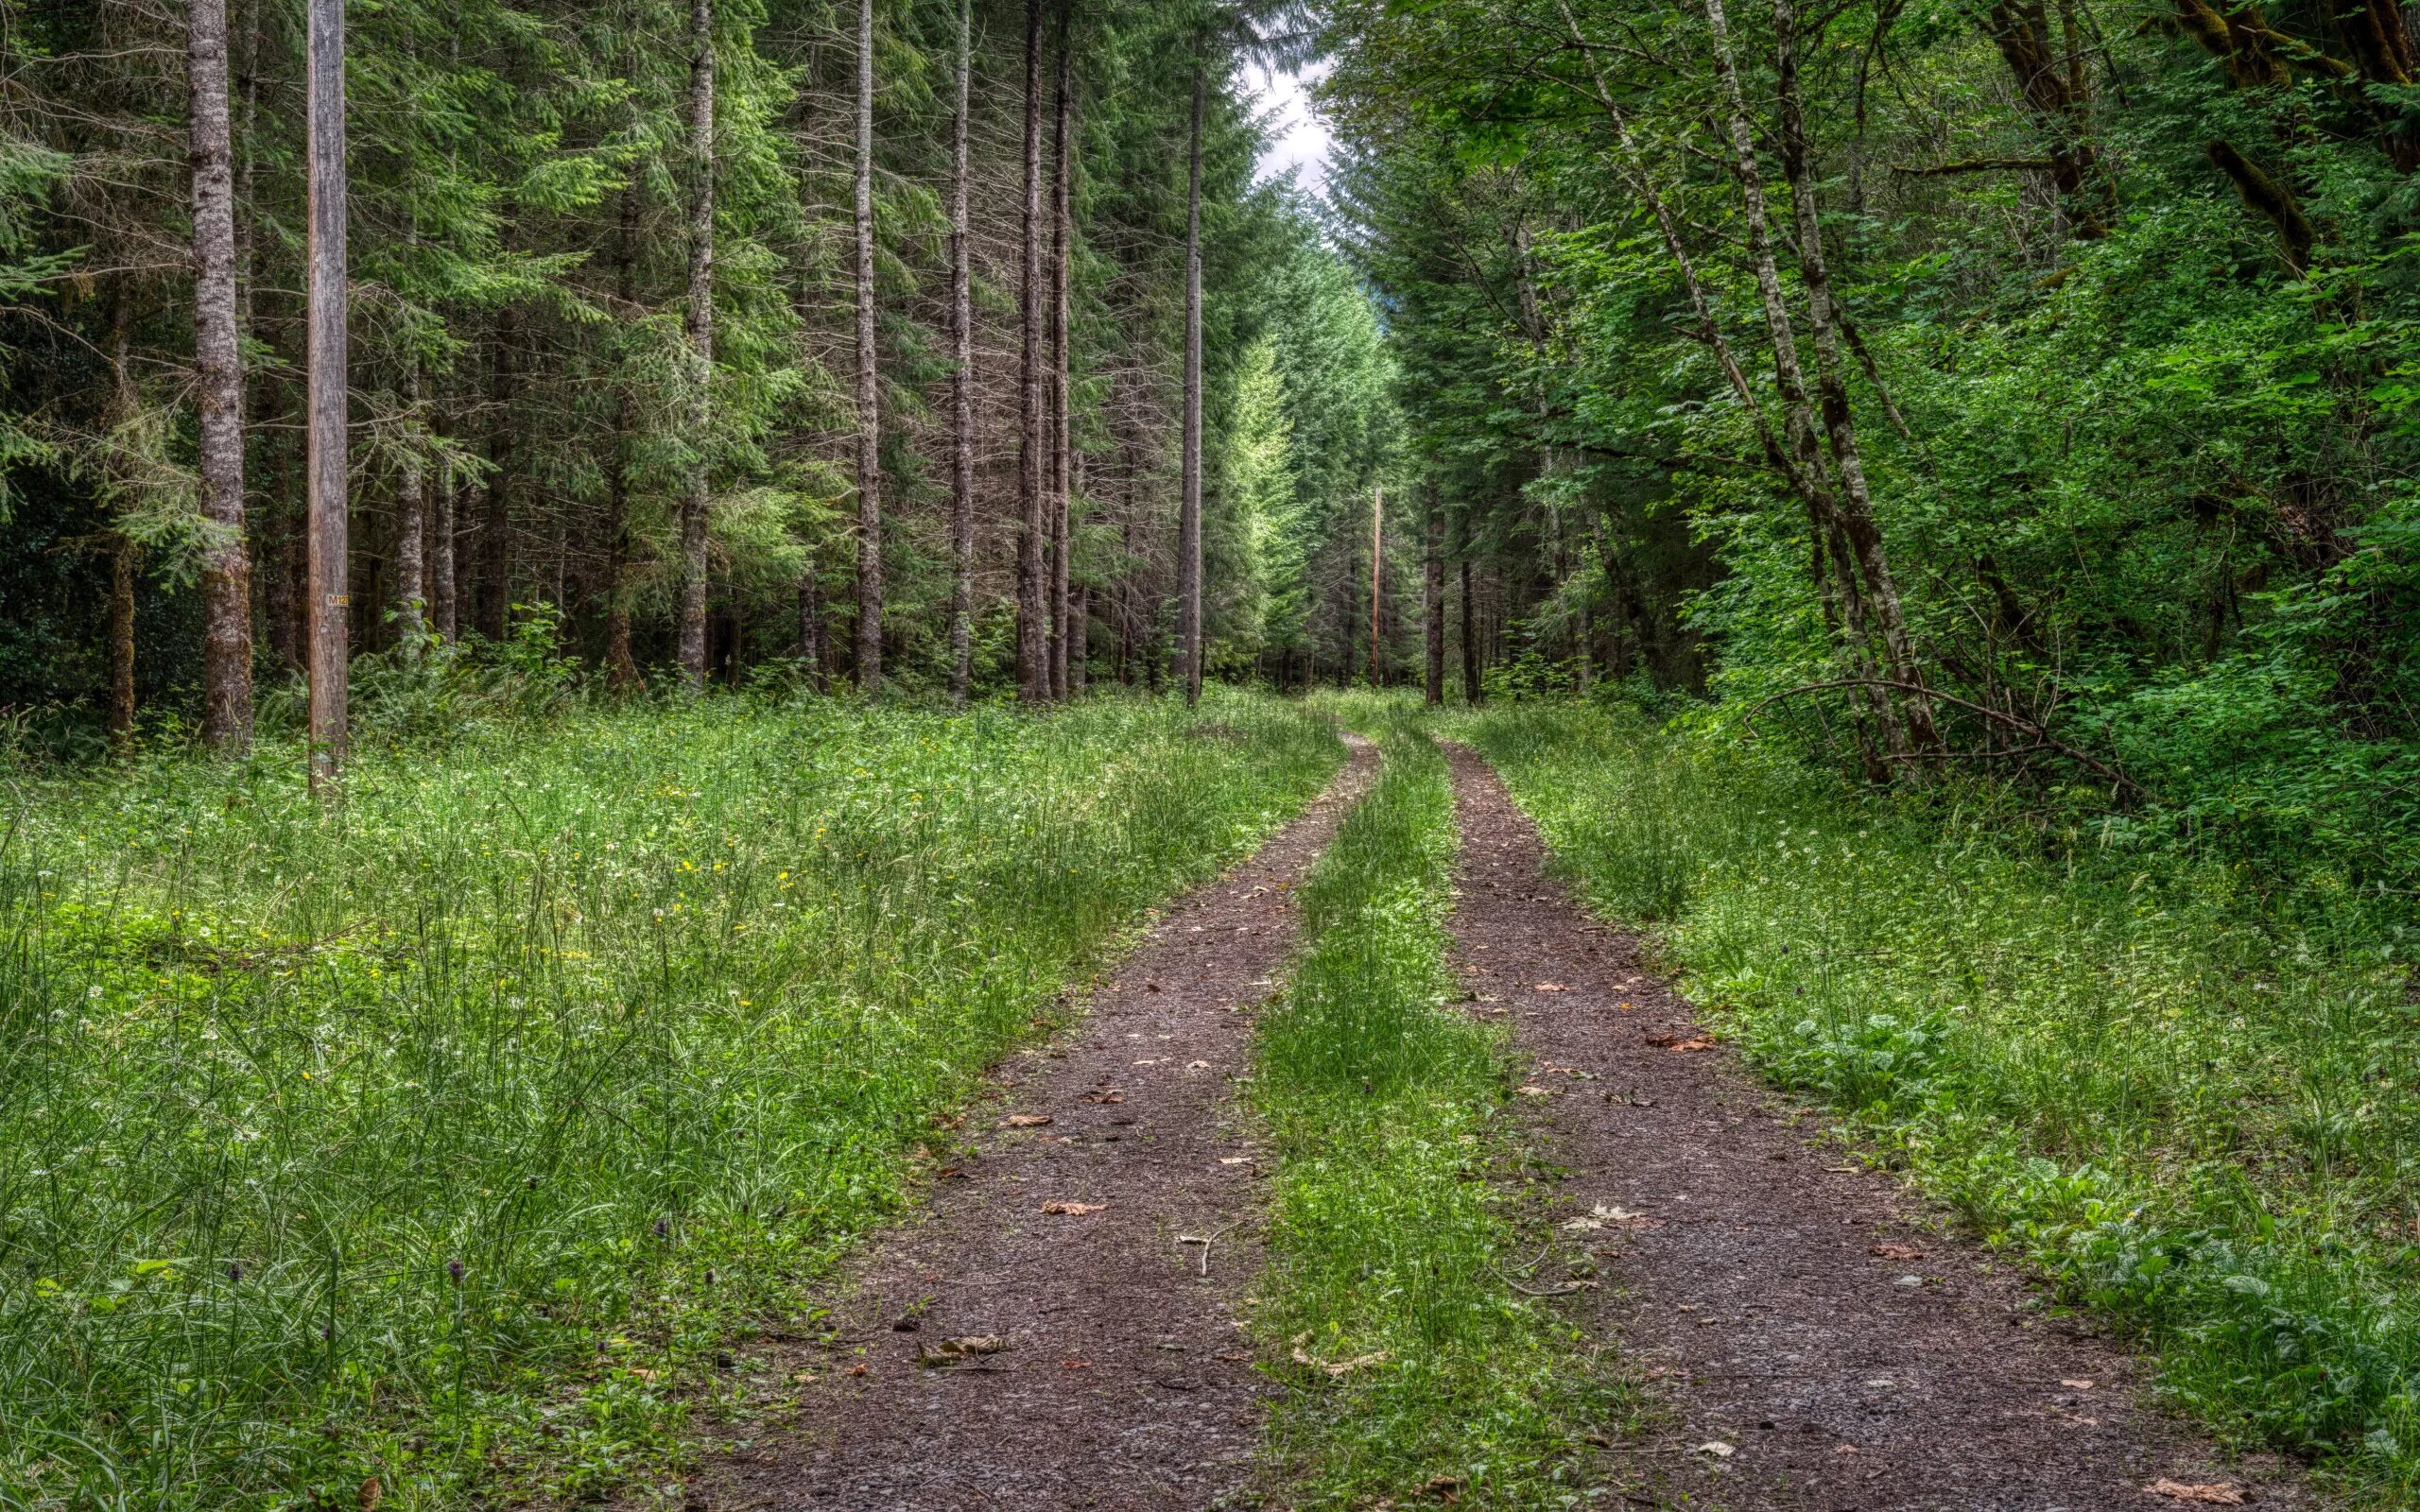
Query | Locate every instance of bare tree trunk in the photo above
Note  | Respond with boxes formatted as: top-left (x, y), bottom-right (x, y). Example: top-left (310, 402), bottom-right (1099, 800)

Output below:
top-left (110, 538), bottom-right (137, 755)
top-left (190, 0), bottom-right (251, 750)
top-left (1460, 555), bottom-right (1482, 705)
top-left (393, 360), bottom-right (425, 643)
top-left (1047, 11), bottom-right (1074, 701)
top-left (480, 299), bottom-right (514, 642)
top-left (1177, 62), bottom-right (1204, 706)
top-left (606, 183), bottom-right (640, 688)
top-left (431, 398), bottom-right (457, 640)
top-left (1015, 0), bottom-right (1048, 701)
top-left (1702, 0), bottom-right (1902, 765)
top-left (1070, 582), bottom-right (1089, 694)
top-left (1368, 485), bottom-right (1382, 686)
top-left (676, 0), bottom-right (716, 690)
top-left (1425, 494), bottom-right (1443, 705)
top-left (852, 0), bottom-right (883, 696)
top-left (1772, 0), bottom-right (1940, 752)
top-left (305, 0), bottom-right (347, 789)
top-left (946, 0), bottom-right (975, 707)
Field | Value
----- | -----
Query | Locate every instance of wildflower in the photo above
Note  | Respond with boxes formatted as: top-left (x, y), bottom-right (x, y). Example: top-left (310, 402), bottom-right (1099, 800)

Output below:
top-left (446, 1258), bottom-right (465, 1282)
top-left (655, 1218), bottom-right (670, 1239)
top-left (227, 1263), bottom-right (244, 1282)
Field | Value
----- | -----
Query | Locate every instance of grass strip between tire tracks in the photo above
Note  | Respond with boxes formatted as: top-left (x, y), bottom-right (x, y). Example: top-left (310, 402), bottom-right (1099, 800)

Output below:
top-left (1252, 698), bottom-right (1626, 1508)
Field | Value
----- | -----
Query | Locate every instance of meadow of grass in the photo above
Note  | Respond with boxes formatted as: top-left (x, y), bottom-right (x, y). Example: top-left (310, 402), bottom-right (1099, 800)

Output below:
top-left (0, 687), bottom-right (1340, 1511)
top-left (1252, 703), bottom-right (1623, 1508)
top-left (1468, 699), bottom-right (2420, 1500)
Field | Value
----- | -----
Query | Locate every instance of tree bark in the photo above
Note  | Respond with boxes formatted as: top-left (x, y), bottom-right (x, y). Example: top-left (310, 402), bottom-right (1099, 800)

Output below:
top-left (1177, 62), bottom-right (1205, 705)
top-left (305, 0), bottom-right (347, 789)
top-left (677, 0), bottom-right (716, 691)
top-left (946, 0), bottom-right (975, 707)
top-left (1368, 485), bottom-right (1382, 687)
top-left (393, 359), bottom-right (425, 643)
top-left (1703, 0), bottom-right (1906, 762)
top-left (1015, 0), bottom-right (1048, 701)
top-left (111, 537), bottom-right (137, 756)
top-left (1425, 493), bottom-right (1443, 705)
top-left (431, 397), bottom-right (457, 640)
top-left (1070, 581), bottom-right (1089, 694)
top-left (480, 296), bottom-right (514, 642)
top-left (1048, 9), bottom-right (1074, 701)
top-left (1459, 553), bottom-right (1482, 705)
top-left (190, 0), bottom-right (252, 750)
top-left (1772, 0), bottom-right (1940, 752)
top-left (606, 183), bottom-right (640, 687)
top-left (853, 0), bottom-right (883, 696)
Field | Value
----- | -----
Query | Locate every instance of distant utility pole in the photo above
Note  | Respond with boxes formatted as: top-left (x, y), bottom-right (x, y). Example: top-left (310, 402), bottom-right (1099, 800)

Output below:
top-left (305, 0), bottom-right (347, 791)
top-left (1369, 484), bottom-right (1383, 688)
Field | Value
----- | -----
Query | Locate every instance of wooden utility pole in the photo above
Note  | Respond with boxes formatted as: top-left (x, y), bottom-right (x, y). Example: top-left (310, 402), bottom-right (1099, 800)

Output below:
top-left (1368, 485), bottom-right (1382, 688)
top-left (305, 0), bottom-right (347, 789)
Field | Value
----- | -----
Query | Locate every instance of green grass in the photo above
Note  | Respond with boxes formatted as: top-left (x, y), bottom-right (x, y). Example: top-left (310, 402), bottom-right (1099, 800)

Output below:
top-left (1467, 698), bottom-right (2420, 1503)
top-left (1253, 701), bottom-right (1625, 1509)
top-left (0, 687), bottom-right (1340, 1511)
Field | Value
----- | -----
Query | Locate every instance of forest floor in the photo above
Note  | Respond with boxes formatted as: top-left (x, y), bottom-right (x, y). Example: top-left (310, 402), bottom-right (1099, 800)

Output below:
top-left (675, 739), bottom-right (1380, 1510)
top-left (660, 727), bottom-right (2318, 1511)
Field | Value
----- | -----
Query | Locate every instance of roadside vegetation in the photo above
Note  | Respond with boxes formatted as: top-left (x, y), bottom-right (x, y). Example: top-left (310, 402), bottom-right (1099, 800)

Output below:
top-left (1252, 703), bottom-right (1623, 1507)
top-left (0, 689), bottom-right (1338, 1511)
top-left (1471, 698), bottom-right (2420, 1502)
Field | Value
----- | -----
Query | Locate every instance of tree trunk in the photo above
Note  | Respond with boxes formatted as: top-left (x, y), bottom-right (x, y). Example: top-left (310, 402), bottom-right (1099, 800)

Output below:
top-left (606, 182), bottom-right (640, 687)
top-left (1015, 0), bottom-right (1048, 701)
top-left (305, 0), bottom-right (347, 789)
top-left (110, 537), bottom-right (137, 756)
top-left (1772, 0), bottom-right (1940, 752)
top-left (1424, 494), bottom-right (1443, 705)
top-left (677, 0), bottom-right (716, 690)
top-left (1177, 62), bottom-right (1205, 705)
top-left (1460, 554), bottom-right (1482, 705)
top-left (190, 0), bottom-right (251, 750)
top-left (852, 0), bottom-right (883, 697)
top-left (393, 360), bottom-right (425, 643)
top-left (1048, 10), bottom-right (1074, 701)
top-left (1368, 485), bottom-right (1383, 686)
top-left (480, 299), bottom-right (514, 642)
top-left (946, 0), bottom-right (975, 707)
top-left (1070, 582), bottom-right (1089, 694)
top-left (431, 397), bottom-right (457, 640)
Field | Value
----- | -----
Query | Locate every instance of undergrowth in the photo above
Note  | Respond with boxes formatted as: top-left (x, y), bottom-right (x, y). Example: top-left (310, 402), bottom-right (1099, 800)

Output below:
top-left (0, 688), bottom-right (1339, 1511)
top-left (1253, 705), bottom-right (1623, 1508)
top-left (1469, 699), bottom-right (2420, 1504)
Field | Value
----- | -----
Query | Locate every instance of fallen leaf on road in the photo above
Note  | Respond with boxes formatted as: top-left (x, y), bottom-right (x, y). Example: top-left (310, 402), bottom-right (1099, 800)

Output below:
top-left (1143, 981), bottom-right (1162, 992)
top-left (1186, 1059), bottom-right (1211, 1070)
top-left (1219, 1157), bottom-right (1251, 1165)
top-left (1424, 1474), bottom-right (1462, 1502)
top-left (1644, 1031), bottom-right (1717, 1051)
top-left (2143, 1481), bottom-right (2245, 1505)
top-left (1870, 1243), bottom-right (1925, 1261)
top-left (1041, 1201), bottom-right (1106, 1215)
top-left (918, 1335), bottom-right (1008, 1366)
top-left (1534, 983), bottom-right (1567, 992)
top-left (1061, 1359), bottom-right (1088, 1369)
top-left (1001, 1114), bottom-right (1053, 1127)
top-left (1516, 1083), bottom-right (1555, 1097)
top-left (1694, 1441), bottom-right (1736, 1457)
top-left (1291, 1347), bottom-right (1390, 1376)
top-left (1667, 1037), bottom-right (1716, 1052)
top-left (1083, 1089), bottom-right (1125, 1104)
top-left (2062, 1378), bottom-right (2097, 1390)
